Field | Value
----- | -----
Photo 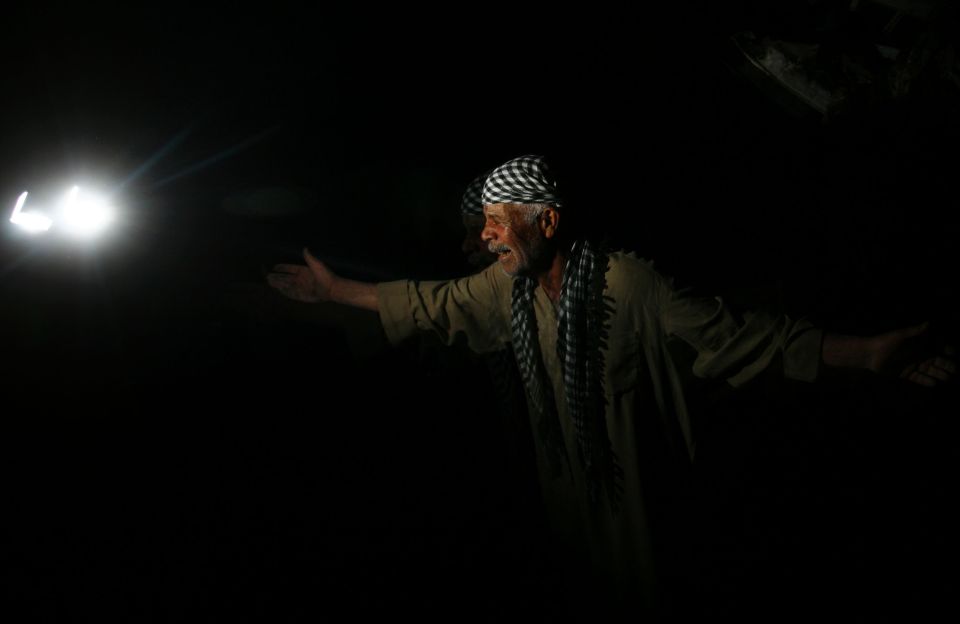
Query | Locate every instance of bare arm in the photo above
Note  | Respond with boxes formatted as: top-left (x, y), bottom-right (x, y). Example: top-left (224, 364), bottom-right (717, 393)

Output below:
top-left (822, 323), bottom-right (957, 387)
top-left (267, 248), bottom-right (379, 312)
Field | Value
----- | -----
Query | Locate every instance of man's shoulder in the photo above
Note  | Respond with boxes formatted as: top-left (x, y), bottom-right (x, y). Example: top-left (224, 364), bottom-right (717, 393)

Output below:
top-left (606, 250), bottom-right (662, 293)
top-left (446, 262), bottom-right (513, 308)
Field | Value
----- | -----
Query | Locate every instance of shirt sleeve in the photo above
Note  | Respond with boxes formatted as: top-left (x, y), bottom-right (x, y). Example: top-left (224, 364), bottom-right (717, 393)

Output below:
top-left (376, 265), bottom-right (512, 354)
top-left (655, 277), bottom-right (822, 386)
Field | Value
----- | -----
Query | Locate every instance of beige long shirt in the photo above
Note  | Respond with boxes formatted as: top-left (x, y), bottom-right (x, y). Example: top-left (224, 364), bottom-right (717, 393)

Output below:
top-left (377, 251), bottom-right (822, 612)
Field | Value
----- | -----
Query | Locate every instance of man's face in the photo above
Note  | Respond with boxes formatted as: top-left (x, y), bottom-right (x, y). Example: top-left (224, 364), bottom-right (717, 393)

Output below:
top-left (480, 203), bottom-right (550, 277)
top-left (461, 214), bottom-right (497, 269)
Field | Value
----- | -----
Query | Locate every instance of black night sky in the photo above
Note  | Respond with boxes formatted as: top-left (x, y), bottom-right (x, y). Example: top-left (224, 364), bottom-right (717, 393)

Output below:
top-left (2, 3), bottom-right (959, 622)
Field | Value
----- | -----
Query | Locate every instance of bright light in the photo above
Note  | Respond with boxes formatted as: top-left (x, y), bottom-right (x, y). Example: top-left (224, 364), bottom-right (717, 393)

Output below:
top-left (9, 191), bottom-right (53, 233)
top-left (8, 185), bottom-right (118, 238)
top-left (58, 185), bottom-right (114, 237)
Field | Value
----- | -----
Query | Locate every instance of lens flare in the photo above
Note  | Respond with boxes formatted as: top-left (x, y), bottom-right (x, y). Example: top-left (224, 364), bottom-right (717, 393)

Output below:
top-left (9, 191), bottom-right (53, 233)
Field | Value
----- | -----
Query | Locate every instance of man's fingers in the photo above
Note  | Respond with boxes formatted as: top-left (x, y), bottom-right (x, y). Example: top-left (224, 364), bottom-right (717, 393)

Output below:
top-left (933, 356), bottom-right (957, 376)
top-left (903, 355), bottom-right (955, 385)
top-left (907, 371), bottom-right (938, 387)
top-left (901, 364), bottom-right (936, 386)
top-left (918, 361), bottom-right (953, 382)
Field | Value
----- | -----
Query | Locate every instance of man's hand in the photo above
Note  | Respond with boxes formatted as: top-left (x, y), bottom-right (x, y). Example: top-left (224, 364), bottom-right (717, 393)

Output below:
top-left (267, 248), bottom-right (336, 303)
top-left (866, 323), bottom-right (957, 387)
top-left (266, 248), bottom-right (380, 312)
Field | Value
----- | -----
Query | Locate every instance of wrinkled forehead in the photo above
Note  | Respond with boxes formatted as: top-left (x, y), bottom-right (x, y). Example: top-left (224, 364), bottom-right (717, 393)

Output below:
top-left (482, 202), bottom-right (515, 220)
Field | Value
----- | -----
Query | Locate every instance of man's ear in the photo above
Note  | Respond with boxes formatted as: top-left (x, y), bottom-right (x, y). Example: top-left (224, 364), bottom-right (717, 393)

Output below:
top-left (540, 206), bottom-right (560, 239)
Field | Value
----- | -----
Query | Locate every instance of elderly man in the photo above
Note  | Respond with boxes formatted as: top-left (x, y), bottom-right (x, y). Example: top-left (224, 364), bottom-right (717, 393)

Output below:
top-left (267, 155), bottom-right (955, 617)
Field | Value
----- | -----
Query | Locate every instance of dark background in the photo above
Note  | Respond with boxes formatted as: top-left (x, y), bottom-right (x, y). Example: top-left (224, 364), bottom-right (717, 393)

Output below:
top-left (1, 2), bottom-right (958, 621)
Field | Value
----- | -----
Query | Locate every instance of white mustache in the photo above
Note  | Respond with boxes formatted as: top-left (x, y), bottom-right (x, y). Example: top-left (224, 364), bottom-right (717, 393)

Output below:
top-left (489, 243), bottom-right (510, 254)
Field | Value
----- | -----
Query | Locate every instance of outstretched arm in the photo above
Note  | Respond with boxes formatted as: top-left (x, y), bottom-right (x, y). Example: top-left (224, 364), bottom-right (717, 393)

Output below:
top-left (822, 323), bottom-right (957, 387)
top-left (266, 248), bottom-right (379, 312)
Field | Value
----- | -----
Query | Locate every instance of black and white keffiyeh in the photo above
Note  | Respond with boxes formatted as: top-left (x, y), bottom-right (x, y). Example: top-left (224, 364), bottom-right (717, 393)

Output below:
top-left (491, 155), bottom-right (621, 510)
top-left (558, 240), bottom-right (621, 509)
top-left (482, 155), bottom-right (564, 207)
top-left (510, 275), bottom-right (566, 479)
top-left (512, 241), bottom-right (621, 510)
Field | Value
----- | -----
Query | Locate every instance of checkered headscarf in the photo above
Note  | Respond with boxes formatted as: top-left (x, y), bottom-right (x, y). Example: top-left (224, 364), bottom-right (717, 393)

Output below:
top-left (482, 155), bottom-right (564, 208)
top-left (460, 171), bottom-right (490, 216)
